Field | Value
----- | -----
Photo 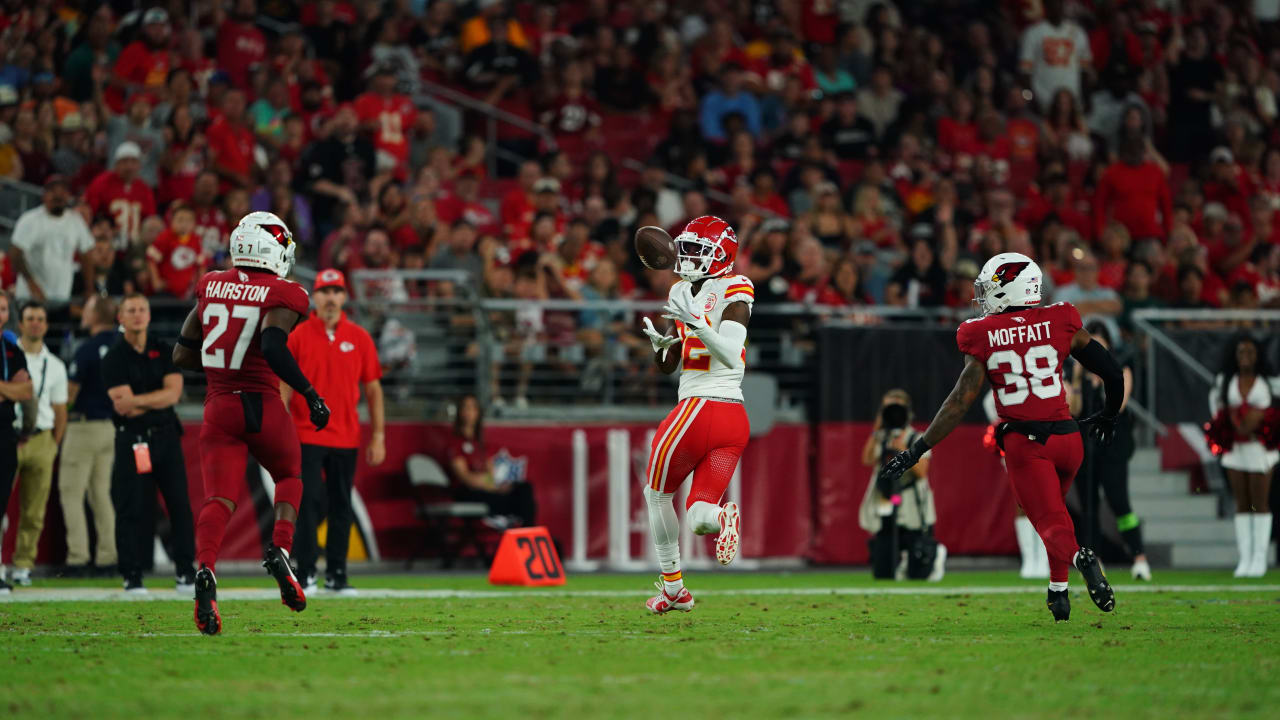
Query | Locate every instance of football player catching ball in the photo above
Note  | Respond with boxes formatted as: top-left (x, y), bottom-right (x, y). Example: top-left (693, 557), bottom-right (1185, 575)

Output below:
top-left (639, 216), bottom-right (754, 614)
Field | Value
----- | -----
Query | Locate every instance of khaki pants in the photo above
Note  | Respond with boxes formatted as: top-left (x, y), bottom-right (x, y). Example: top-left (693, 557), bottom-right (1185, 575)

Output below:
top-left (13, 430), bottom-right (57, 570)
top-left (58, 420), bottom-right (117, 566)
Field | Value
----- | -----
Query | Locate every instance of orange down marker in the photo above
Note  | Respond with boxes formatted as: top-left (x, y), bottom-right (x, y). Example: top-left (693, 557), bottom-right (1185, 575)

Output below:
top-left (487, 527), bottom-right (566, 586)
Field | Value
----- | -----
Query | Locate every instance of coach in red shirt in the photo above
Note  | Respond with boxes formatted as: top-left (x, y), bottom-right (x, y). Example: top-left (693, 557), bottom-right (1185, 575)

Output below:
top-left (283, 269), bottom-right (384, 594)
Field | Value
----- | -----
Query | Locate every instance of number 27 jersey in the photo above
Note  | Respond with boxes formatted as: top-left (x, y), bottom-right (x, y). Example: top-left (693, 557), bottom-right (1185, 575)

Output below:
top-left (956, 302), bottom-right (1082, 422)
top-left (196, 268), bottom-right (310, 398)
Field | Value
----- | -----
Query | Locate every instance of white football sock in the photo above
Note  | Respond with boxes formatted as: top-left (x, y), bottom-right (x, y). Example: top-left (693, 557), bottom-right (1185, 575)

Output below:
top-left (687, 500), bottom-right (723, 536)
top-left (644, 486), bottom-right (683, 592)
top-left (1234, 513), bottom-right (1252, 577)
top-left (1048, 581), bottom-right (1068, 592)
top-left (1251, 513), bottom-right (1272, 576)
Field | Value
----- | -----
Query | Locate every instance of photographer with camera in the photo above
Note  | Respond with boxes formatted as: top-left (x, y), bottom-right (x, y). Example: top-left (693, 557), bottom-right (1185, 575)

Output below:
top-left (859, 389), bottom-right (946, 581)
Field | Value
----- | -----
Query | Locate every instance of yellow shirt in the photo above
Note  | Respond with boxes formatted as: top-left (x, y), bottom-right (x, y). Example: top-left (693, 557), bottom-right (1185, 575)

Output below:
top-left (460, 17), bottom-right (529, 54)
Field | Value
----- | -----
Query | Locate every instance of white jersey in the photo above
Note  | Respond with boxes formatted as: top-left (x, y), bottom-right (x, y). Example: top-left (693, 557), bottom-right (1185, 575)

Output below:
top-left (671, 274), bottom-right (754, 401)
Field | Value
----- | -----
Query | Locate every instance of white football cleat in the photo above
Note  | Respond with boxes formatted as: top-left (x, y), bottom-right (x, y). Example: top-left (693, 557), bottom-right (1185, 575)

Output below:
top-left (716, 502), bottom-right (740, 566)
top-left (1131, 558), bottom-right (1152, 581)
top-left (646, 581), bottom-right (695, 614)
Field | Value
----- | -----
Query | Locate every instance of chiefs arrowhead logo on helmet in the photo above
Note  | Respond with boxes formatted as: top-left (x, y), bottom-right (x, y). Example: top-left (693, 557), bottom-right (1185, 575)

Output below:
top-left (991, 261), bottom-right (1030, 286)
top-left (674, 215), bottom-right (738, 281)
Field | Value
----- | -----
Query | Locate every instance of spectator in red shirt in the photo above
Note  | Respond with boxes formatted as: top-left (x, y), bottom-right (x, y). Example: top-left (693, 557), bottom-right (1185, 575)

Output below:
top-left (353, 65), bottom-right (422, 181)
top-left (189, 171), bottom-right (230, 258)
top-left (84, 142), bottom-right (157, 245)
top-left (1097, 221), bottom-right (1132, 290)
top-left (539, 60), bottom-right (602, 139)
top-left (146, 203), bottom-right (206, 299)
top-left (1094, 130), bottom-right (1172, 240)
top-left (1202, 146), bottom-right (1252, 230)
top-left (501, 160), bottom-right (541, 238)
top-left (217, 0), bottom-right (267, 91)
top-left (435, 170), bottom-right (499, 236)
top-left (206, 88), bottom-right (256, 190)
top-left (107, 8), bottom-right (171, 113)
top-left (749, 168), bottom-right (790, 218)
top-left (1020, 171), bottom-right (1092, 240)
top-left (285, 268), bottom-right (385, 593)
top-left (443, 394), bottom-right (537, 528)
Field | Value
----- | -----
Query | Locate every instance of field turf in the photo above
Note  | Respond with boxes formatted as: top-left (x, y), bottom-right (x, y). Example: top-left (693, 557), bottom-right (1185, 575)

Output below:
top-left (2, 570), bottom-right (1278, 719)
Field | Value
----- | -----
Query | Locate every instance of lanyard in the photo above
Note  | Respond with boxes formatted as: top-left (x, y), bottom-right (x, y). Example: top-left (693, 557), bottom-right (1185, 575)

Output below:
top-left (34, 355), bottom-right (48, 402)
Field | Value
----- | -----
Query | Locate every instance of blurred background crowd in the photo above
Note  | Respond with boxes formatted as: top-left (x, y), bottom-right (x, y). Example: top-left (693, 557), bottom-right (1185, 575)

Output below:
top-left (3, 0), bottom-right (1280, 355)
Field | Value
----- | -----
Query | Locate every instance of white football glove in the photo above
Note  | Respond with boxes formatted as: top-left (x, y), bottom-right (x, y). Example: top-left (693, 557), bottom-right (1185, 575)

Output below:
top-left (642, 317), bottom-right (680, 354)
top-left (662, 283), bottom-right (705, 328)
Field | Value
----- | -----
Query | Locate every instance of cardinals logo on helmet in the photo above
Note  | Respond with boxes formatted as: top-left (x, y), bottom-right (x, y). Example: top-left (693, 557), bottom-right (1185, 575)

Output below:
top-left (991, 261), bottom-right (1030, 286)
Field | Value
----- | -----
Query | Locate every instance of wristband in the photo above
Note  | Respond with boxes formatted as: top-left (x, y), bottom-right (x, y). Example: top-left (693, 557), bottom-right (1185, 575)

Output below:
top-left (908, 436), bottom-right (931, 461)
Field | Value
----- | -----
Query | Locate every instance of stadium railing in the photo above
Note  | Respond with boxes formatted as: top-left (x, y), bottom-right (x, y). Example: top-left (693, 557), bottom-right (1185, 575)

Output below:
top-left (0, 177), bottom-right (44, 241)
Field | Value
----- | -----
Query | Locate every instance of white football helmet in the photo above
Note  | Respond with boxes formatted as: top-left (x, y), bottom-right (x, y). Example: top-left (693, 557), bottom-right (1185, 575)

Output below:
top-left (974, 252), bottom-right (1042, 315)
top-left (229, 211), bottom-right (295, 278)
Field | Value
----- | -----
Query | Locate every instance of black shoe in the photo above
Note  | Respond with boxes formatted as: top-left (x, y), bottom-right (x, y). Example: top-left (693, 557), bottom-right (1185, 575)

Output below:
top-left (94, 564), bottom-right (118, 578)
top-left (1073, 547), bottom-right (1115, 613)
top-left (0, 577), bottom-right (12, 594)
top-left (59, 564), bottom-right (90, 578)
top-left (123, 574), bottom-right (147, 593)
top-left (1047, 589), bottom-right (1071, 622)
top-left (263, 546), bottom-right (307, 612)
top-left (324, 570), bottom-right (357, 596)
top-left (193, 566), bottom-right (221, 635)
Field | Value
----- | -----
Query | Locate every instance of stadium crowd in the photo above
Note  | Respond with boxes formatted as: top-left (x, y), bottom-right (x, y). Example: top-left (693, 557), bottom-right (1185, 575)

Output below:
top-left (3, 0), bottom-right (1280, 350)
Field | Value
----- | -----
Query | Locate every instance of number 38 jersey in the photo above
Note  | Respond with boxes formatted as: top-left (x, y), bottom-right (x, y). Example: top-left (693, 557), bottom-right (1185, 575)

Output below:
top-left (671, 274), bottom-right (754, 402)
top-left (956, 301), bottom-right (1082, 422)
top-left (196, 268), bottom-right (310, 398)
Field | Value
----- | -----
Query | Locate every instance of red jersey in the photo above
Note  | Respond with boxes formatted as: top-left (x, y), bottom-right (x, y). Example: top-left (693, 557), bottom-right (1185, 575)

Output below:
top-left (443, 432), bottom-right (486, 489)
top-left (353, 92), bottom-right (417, 175)
top-left (216, 20), bottom-right (267, 90)
top-left (196, 268), bottom-right (311, 398)
top-left (286, 313), bottom-right (381, 448)
top-left (206, 117), bottom-right (255, 187)
top-left (147, 229), bottom-right (205, 299)
top-left (1094, 161), bottom-right (1172, 239)
top-left (956, 302), bottom-right (1082, 423)
top-left (108, 41), bottom-right (171, 113)
top-left (192, 205), bottom-right (229, 258)
top-left (84, 170), bottom-right (157, 242)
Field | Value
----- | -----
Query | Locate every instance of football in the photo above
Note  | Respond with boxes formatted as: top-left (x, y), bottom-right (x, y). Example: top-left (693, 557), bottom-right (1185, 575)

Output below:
top-left (635, 225), bottom-right (676, 270)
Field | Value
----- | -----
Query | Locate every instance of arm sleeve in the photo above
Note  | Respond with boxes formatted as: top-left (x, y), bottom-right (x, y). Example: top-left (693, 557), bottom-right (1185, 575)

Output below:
top-left (360, 330), bottom-right (382, 383)
top-left (260, 325), bottom-right (314, 396)
top-left (691, 319), bottom-right (747, 369)
top-left (1070, 340), bottom-right (1124, 416)
top-left (51, 362), bottom-right (68, 404)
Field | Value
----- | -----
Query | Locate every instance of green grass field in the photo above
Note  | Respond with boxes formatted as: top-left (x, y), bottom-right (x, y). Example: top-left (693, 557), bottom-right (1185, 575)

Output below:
top-left (3, 570), bottom-right (1278, 719)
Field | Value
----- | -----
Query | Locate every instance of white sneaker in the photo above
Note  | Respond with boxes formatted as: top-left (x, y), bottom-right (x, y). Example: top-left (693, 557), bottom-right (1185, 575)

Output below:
top-left (1131, 558), bottom-right (1152, 581)
top-left (175, 581), bottom-right (195, 595)
top-left (928, 544), bottom-right (948, 582)
top-left (303, 574), bottom-right (318, 593)
top-left (715, 502), bottom-right (740, 566)
top-left (645, 581), bottom-right (694, 614)
top-left (11, 568), bottom-right (31, 586)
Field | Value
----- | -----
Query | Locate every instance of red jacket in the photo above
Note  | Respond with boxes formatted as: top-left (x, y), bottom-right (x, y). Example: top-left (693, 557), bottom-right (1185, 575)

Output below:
top-left (1094, 161), bottom-right (1172, 240)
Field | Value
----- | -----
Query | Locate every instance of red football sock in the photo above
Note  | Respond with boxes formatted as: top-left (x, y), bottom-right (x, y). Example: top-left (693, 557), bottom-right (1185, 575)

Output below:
top-left (195, 500), bottom-right (233, 573)
top-left (272, 517), bottom-right (295, 554)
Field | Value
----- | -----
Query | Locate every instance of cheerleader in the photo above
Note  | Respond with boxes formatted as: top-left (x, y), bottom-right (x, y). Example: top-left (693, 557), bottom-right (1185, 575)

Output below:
top-left (1210, 334), bottom-right (1278, 578)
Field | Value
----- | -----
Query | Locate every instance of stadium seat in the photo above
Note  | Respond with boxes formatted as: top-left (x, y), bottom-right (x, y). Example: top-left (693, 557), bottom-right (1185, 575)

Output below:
top-left (405, 454), bottom-right (491, 569)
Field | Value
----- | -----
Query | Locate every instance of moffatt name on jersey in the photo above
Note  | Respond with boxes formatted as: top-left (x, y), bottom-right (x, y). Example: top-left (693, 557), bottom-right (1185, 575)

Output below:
top-left (988, 320), bottom-right (1052, 348)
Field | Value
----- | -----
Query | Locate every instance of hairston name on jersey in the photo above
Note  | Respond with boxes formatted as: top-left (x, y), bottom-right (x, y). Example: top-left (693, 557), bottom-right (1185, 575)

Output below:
top-left (988, 320), bottom-right (1052, 347)
top-left (204, 280), bottom-right (271, 303)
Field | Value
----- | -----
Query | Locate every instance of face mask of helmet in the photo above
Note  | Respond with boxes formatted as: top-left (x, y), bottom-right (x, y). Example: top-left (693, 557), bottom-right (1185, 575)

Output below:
top-left (675, 233), bottom-right (724, 280)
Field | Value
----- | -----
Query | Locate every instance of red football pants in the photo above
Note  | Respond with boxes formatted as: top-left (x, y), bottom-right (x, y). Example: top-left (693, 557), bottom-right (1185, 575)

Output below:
top-left (199, 392), bottom-right (302, 502)
top-left (1003, 432), bottom-right (1083, 583)
top-left (646, 398), bottom-right (749, 507)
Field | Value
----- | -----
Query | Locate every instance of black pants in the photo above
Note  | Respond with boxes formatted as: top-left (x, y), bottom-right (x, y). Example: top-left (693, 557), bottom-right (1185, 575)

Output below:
top-left (294, 444), bottom-right (358, 578)
top-left (457, 482), bottom-right (538, 527)
top-left (1080, 411), bottom-right (1144, 556)
top-left (0, 433), bottom-right (15, 521)
top-left (111, 425), bottom-right (195, 580)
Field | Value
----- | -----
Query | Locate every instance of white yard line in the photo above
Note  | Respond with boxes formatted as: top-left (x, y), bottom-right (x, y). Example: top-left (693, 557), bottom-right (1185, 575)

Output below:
top-left (1, 584), bottom-right (1276, 604)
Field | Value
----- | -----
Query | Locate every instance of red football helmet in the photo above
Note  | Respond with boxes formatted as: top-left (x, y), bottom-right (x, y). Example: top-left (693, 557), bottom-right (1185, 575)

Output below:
top-left (674, 215), bottom-right (738, 281)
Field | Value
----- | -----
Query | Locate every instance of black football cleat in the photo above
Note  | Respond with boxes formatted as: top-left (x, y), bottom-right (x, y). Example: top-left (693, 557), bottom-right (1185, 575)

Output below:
top-left (1073, 547), bottom-right (1115, 613)
top-left (263, 546), bottom-right (307, 612)
top-left (1046, 588), bottom-right (1070, 622)
top-left (194, 566), bottom-right (221, 635)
